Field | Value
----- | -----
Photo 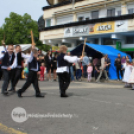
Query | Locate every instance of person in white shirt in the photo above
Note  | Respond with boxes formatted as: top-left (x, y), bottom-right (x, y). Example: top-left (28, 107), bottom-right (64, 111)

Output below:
top-left (0, 42), bottom-right (15, 95)
top-left (17, 45), bottom-right (44, 98)
top-left (7, 45), bottom-right (31, 92)
top-left (56, 45), bottom-right (83, 97)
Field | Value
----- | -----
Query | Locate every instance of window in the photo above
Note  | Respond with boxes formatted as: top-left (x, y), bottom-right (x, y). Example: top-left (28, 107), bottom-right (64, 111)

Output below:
top-left (91, 11), bottom-right (99, 19)
top-left (128, 8), bottom-right (134, 14)
top-left (117, 10), bottom-right (121, 16)
top-left (103, 38), bottom-right (115, 45)
top-left (94, 38), bottom-right (99, 44)
top-left (85, 17), bottom-right (90, 20)
top-left (45, 19), bottom-right (51, 27)
top-left (78, 17), bottom-right (84, 21)
top-left (126, 36), bottom-right (134, 44)
top-left (107, 8), bottom-right (115, 17)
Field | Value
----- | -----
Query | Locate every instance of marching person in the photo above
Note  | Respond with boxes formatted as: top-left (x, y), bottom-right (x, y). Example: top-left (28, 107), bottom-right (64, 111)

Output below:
top-left (8, 45), bottom-right (31, 92)
top-left (56, 45), bottom-right (83, 98)
top-left (17, 45), bottom-right (44, 98)
top-left (0, 41), bottom-right (15, 95)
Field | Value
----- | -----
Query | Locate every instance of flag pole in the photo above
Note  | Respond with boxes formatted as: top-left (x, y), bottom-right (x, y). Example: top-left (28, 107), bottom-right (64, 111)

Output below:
top-left (82, 38), bottom-right (87, 57)
top-left (31, 30), bottom-right (35, 46)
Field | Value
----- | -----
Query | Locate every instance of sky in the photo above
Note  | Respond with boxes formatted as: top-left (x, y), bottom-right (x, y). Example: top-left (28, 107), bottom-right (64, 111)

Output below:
top-left (0, 0), bottom-right (48, 26)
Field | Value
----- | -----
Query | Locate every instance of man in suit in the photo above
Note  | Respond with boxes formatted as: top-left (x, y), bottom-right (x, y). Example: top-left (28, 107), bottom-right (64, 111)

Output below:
top-left (8, 45), bottom-right (31, 92)
top-left (0, 42), bottom-right (15, 95)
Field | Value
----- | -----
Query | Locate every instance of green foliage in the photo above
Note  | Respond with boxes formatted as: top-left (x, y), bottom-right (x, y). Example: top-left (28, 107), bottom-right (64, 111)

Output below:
top-left (0, 12), bottom-right (50, 51)
top-left (36, 40), bottom-right (51, 51)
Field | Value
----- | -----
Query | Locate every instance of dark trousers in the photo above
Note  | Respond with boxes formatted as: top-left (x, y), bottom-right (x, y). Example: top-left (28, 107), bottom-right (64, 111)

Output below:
top-left (0, 66), bottom-right (2, 80)
top-left (58, 73), bottom-right (70, 95)
top-left (76, 69), bottom-right (82, 80)
top-left (12, 68), bottom-right (22, 90)
top-left (2, 69), bottom-right (15, 93)
top-left (18, 71), bottom-right (41, 95)
top-left (83, 65), bottom-right (87, 78)
top-left (116, 67), bottom-right (123, 80)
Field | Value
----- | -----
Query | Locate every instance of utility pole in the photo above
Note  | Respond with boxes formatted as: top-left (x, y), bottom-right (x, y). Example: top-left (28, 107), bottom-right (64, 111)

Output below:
top-left (72, 0), bottom-right (75, 9)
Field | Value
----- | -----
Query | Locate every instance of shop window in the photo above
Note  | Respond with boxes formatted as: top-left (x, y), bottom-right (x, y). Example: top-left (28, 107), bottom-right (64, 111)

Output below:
top-left (128, 8), bottom-right (134, 14)
top-left (78, 17), bottom-right (84, 21)
top-left (117, 10), bottom-right (121, 16)
top-left (94, 38), bottom-right (99, 44)
top-left (85, 17), bottom-right (90, 20)
top-left (103, 38), bottom-right (115, 45)
top-left (45, 19), bottom-right (51, 27)
top-left (91, 11), bottom-right (99, 19)
top-left (126, 36), bottom-right (134, 44)
top-left (107, 8), bottom-right (115, 17)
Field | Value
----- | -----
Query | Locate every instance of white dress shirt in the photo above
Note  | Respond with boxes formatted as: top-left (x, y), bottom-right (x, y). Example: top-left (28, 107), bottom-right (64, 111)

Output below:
top-left (56, 55), bottom-right (81, 73)
top-left (11, 52), bottom-right (31, 69)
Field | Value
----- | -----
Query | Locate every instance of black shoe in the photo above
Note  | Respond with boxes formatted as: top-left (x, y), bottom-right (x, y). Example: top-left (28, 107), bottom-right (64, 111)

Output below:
top-left (8, 89), bottom-right (15, 93)
top-left (2, 91), bottom-right (8, 96)
top-left (36, 94), bottom-right (44, 98)
top-left (17, 90), bottom-right (22, 98)
top-left (60, 94), bottom-right (68, 98)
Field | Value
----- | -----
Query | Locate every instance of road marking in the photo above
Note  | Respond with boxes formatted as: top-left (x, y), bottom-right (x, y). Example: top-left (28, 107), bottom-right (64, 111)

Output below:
top-left (0, 123), bottom-right (27, 134)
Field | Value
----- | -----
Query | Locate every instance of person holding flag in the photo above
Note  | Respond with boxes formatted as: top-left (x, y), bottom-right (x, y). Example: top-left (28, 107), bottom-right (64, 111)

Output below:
top-left (17, 31), bottom-right (44, 98)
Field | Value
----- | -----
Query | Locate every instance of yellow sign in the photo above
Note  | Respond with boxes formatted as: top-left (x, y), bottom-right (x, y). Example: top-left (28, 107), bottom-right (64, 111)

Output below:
top-left (52, 46), bottom-right (59, 51)
top-left (89, 22), bottom-right (115, 34)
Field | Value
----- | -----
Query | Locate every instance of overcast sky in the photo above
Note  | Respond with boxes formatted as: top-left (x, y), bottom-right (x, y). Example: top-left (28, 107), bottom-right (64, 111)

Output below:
top-left (0, 0), bottom-right (48, 26)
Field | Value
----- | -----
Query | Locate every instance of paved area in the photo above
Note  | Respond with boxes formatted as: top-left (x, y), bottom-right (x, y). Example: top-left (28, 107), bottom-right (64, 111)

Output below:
top-left (0, 80), bottom-right (134, 134)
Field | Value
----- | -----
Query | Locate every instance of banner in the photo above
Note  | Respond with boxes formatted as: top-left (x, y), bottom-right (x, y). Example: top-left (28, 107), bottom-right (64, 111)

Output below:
top-left (89, 22), bottom-right (115, 34)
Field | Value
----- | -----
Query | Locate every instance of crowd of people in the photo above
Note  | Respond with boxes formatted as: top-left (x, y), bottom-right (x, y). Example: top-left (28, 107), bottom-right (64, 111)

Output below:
top-left (0, 42), bottom-right (134, 98)
top-left (0, 42), bottom-right (83, 98)
top-left (0, 46), bottom-right (134, 84)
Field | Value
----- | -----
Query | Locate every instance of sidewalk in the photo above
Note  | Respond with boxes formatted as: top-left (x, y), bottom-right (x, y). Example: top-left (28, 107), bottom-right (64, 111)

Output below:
top-left (77, 77), bottom-right (123, 84)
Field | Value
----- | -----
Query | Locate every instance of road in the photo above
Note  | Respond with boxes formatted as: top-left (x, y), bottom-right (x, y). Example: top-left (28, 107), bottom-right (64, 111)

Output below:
top-left (0, 80), bottom-right (134, 134)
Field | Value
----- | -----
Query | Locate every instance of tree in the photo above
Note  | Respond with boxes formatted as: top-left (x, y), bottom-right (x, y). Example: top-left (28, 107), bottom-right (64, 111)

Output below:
top-left (36, 40), bottom-right (51, 52)
top-left (1, 12), bottom-right (39, 45)
top-left (0, 12), bottom-right (39, 45)
top-left (0, 12), bottom-right (51, 52)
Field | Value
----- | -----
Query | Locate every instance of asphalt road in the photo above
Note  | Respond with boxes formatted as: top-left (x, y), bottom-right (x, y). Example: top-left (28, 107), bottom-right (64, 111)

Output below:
top-left (0, 80), bottom-right (134, 134)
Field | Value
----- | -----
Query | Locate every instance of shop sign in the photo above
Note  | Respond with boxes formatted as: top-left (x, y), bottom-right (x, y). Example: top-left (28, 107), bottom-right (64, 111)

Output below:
top-left (64, 25), bottom-right (89, 37)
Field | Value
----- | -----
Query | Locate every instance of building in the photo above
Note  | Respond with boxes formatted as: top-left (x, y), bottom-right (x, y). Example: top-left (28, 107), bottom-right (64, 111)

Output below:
top-left (38, 0), bottom-right (134, 56)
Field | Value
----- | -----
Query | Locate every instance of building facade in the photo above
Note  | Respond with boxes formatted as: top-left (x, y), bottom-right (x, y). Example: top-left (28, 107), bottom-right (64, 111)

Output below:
top-left (39, 0), bottom-right (134, 56)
